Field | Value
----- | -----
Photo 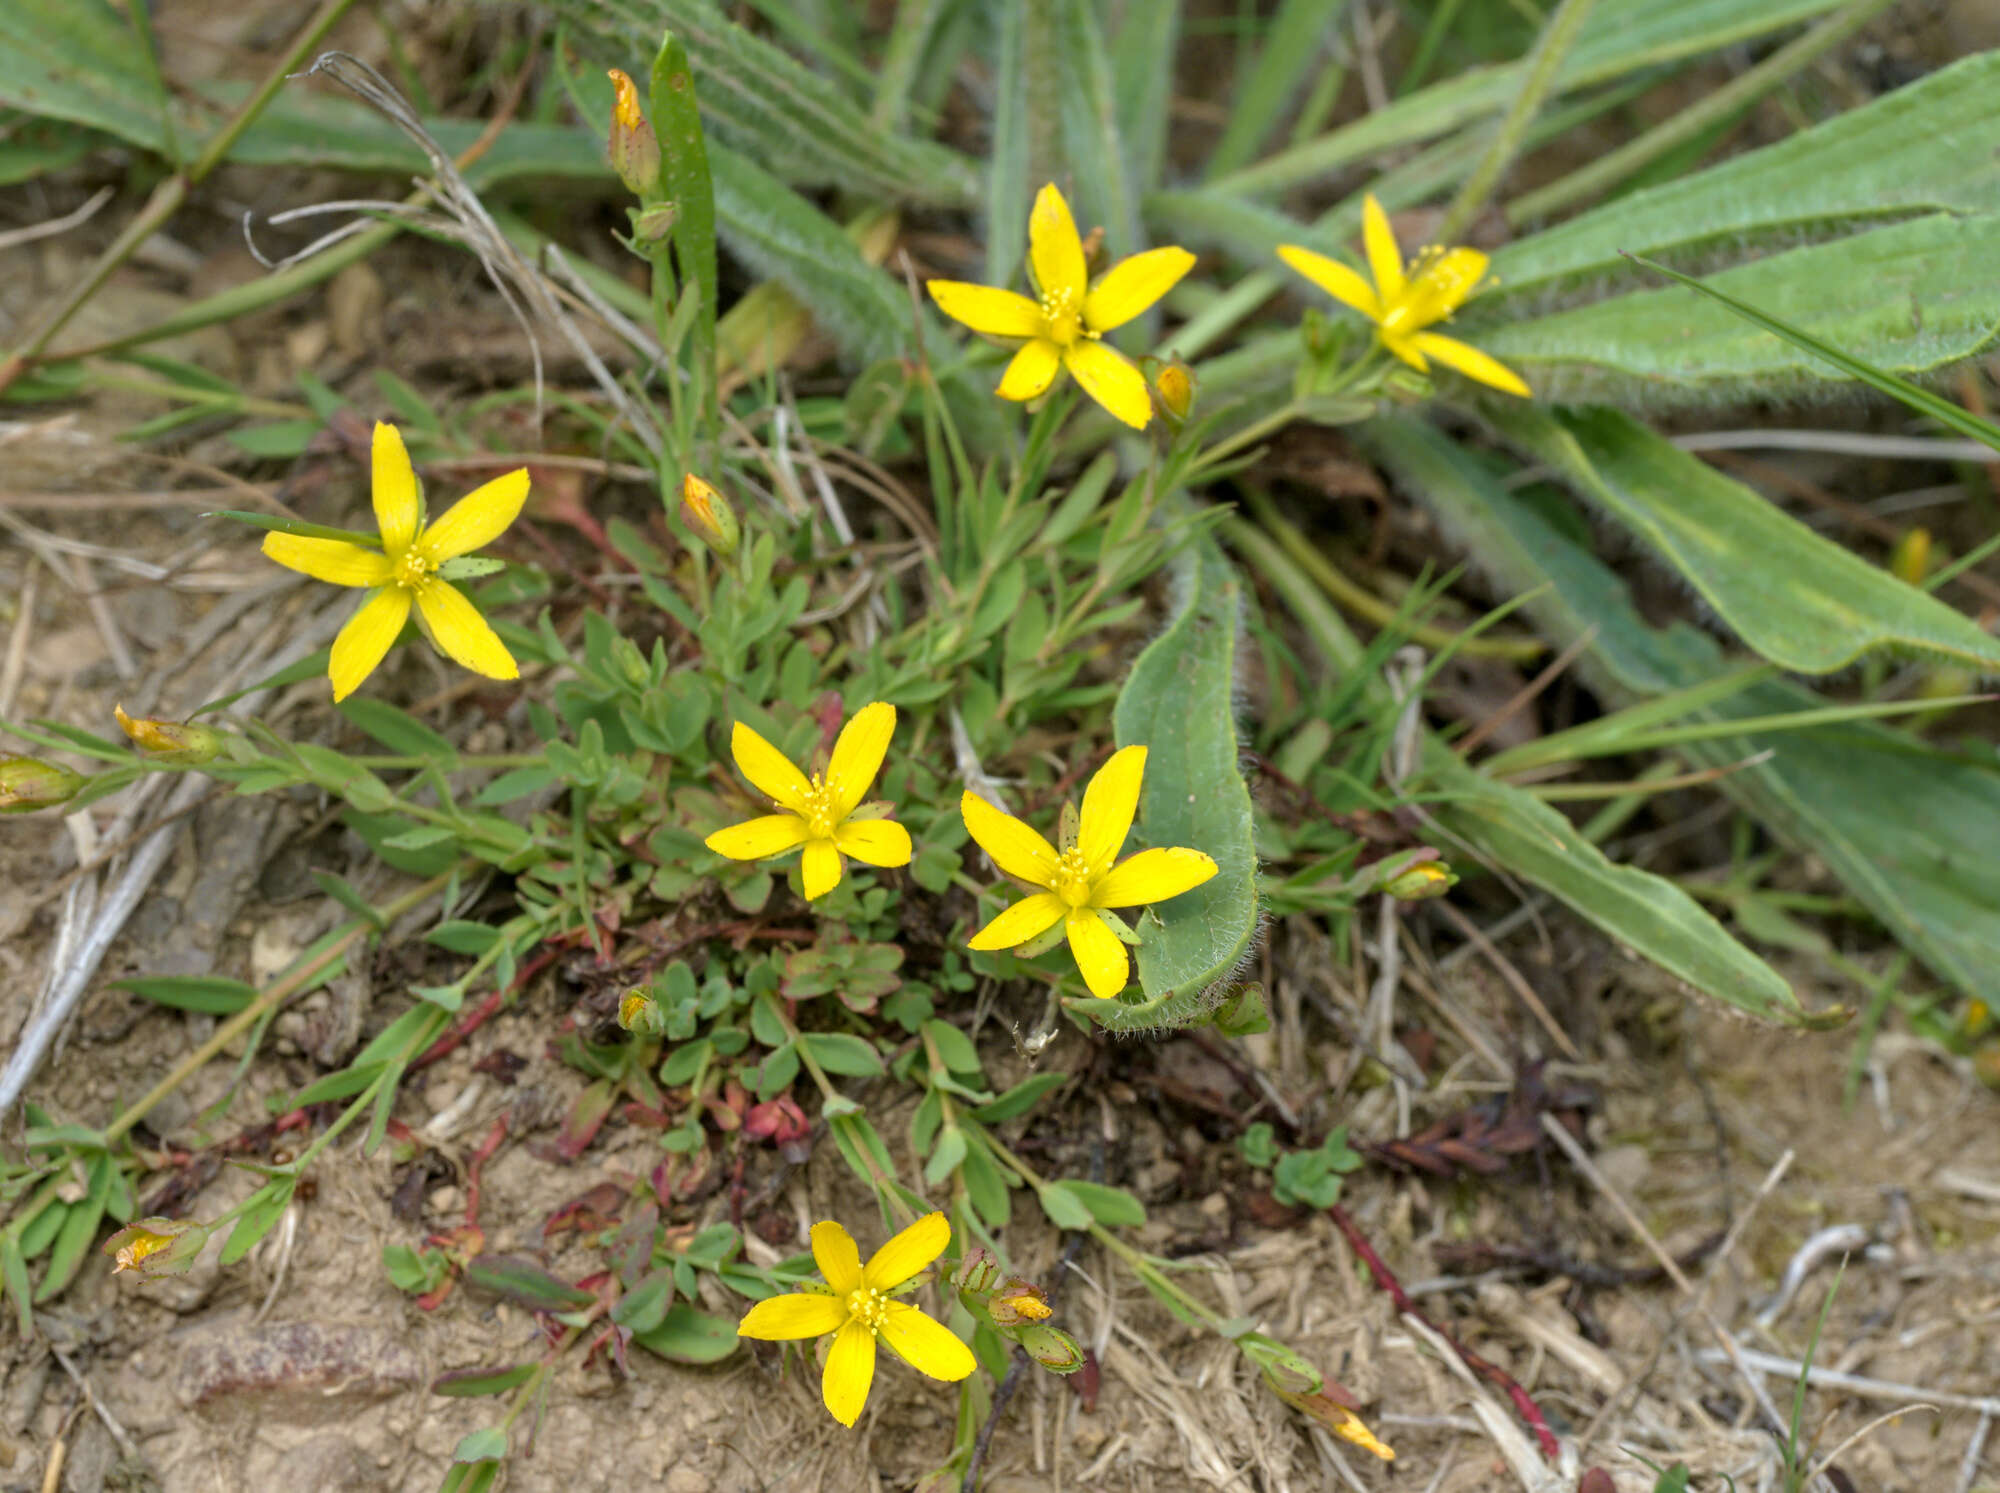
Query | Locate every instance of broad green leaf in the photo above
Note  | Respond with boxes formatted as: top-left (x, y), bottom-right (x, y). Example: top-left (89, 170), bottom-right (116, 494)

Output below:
top-left (338, 698), bottom-right (457, 760)
top-left (452, 1428), bottom-right (508, 1465)
top-left (797, 1031), bottom-right (886, 1078)
top-left (1064, 1180), bottom-right (1147, 1227)
top-left (1036, 1181), bottom-right (1092, 1230)
top-left (1484, 405), bottom-right (2000, 674)
top-left (558, 0), bottom-right (978, 204)
top-left (1385, 415), bottom-right (2000, 1010)
top-left (0, 117), bottom-right (103, 185)
top-left (1209, 0), bottom-right (1847, 197)
top-left (1, 1236), bottom-right (30, 1336)
top-left (1490, 52), bottom-right (2000, 300)
top-left (1479, 214), bottom-right (2000, 403)
top-left (651, 30), bottom-right (719, 435)
top-left (1421, 748), bottom-right (1818, 1026)
top-left (632, 1303), bottom-right (741, 1363)
top-left (0, 0), bottom-right (166, 146)
top-left (1091, 533), bottom-right (1259, 1031)
top-left (35, 1154), bottom-right (111, 1300)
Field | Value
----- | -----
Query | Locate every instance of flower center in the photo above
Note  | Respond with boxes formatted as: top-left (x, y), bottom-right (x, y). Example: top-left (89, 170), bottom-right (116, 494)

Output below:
top-left (392, 547), bottom-right (435, 590)
top-left (1052, 847), bottom-right (1095, 909)
top-left (846, 1286), bottom-right (888, 1333)
top-left (801, 775), bottom-right (842, 839)
top-left (1038, 286), bottom-right (1086, 348)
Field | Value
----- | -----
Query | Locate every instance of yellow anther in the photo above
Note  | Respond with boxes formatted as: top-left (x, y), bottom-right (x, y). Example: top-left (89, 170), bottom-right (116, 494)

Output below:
top-left (1038, 287), bottom-right (1083, 346)
top-left (393, 550), bottom-right (434, 588)
top-left (846, 1287), bottom-right (888, 1331)
top-left (1052, 847), bottom-right (1095, 908)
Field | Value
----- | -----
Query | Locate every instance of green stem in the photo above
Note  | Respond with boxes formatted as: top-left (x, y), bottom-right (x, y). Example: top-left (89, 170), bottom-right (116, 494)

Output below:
top-left (102, 870), bottom-right (454, 1146)
top-left (1507, 0), bottom-right (1897, 225)
top-left (0, 0), bottom-right (361, 390)
top-left (1435, 0), bottom-right (1600, 244)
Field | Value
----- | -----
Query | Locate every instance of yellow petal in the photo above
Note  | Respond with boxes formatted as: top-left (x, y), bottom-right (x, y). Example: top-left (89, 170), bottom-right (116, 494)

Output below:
top-left (927, 281), bottom-right (1044, 338)
top-left (737, 1291), bottom-right (847, 1340)
top-left (997, 338), bottom-right (1062, 402)
top-left (1029, 183), bottom-right (1086, 302)
top-left (1410, 331), bottom-right (1530, 397)
top-left (1361, 194), bottom-right (1405, 302)
top-left (821, 1317), bottom-right (877, 1428)
top-left (705, 814), bottom-right (809, 860)
top-left (960, 791), bottom-right (1058, 886)
top-left (1381, 330), bottom-right (1429, 371)
top-left (863, 1211), bottom-right (951, 1291)
top-left (371, 422), bottom-right (421, 554)
top-left (811, 1220), bottom-right (865, 1295)
top-left (414, 579), bottom-right (518, 681)
top-left (1276, 245), bottom-right (1381, 322)
top-left (826, 701), bottom-right (894, 818)
top-left (730, 721), bottom-right (811, 814)
top-left (1077, 744), bottom-right (1145, 874)
top-left (1093, 847), bottom-right (1218, 909)
top-left (420, 468), bottom-right (529, 560)
top-left (1084, 246), bottom-right (1195, 333)
top-left (261, 533), bottom-right (393, 588)
top-left (327, 588), bottom-right (410, 702)
top-left (1403, 247), bottom-right (1490, 328)
top-left (801, 839), bottom-right (842, 900)
top-left (835, 818), bottom-right (912, 868)
top-left (878, 1303), bottom-right (976, 1382)
top-left (1063, 340), bottom-right (1152, 430)
top-left (1065, 908), bottom-right (1130, 1000)
top-left (967, 892), bottom-right (1065, 951)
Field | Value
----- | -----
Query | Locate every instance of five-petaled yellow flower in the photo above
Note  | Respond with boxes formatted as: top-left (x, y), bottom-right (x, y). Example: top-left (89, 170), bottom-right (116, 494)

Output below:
top-left (927, 184), bottom-right (1194, 430)
top-left (737, 1213), bottom-right (975, 1428)
top-left (261, 422), bottom-right (528, 701)
top-left (1278, 195), bottom-right (1529, 398)
top-left (705, 701), bottom-right (912, 900)
top-left (961, 745), bottom-right (1217, 999)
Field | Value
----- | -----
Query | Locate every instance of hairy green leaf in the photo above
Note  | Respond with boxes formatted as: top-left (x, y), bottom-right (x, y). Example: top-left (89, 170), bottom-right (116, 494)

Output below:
top-left (1484, 405), bottom-right (2000, 674)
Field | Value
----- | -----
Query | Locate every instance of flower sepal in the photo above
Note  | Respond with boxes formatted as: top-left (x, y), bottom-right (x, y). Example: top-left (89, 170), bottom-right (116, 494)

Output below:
top-left (436, 555), bottom-right (506, 581)
top-left (0, 757), bottom-right (84, 814)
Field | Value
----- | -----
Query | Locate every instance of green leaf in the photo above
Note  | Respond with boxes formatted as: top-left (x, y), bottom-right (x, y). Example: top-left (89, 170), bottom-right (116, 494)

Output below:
top-left (1481, 214), bottom-right (2000, 404)
top-left (452, 1427), bottom-right (508, 1465)
top-left (219, 1177), bottom-right (295, 1267)
top-left (563, 0), bottom-right (977, 204)
top-left (1393, 415), bottom-right (2000, 1011)
top-left (1484, 405), bottom-right (2000, 675)
top-left (226, 419), bottom-right (322, 458)
top-left (338, 698), bottom-right (458, 760)
top-left (1208, 0), bottom-right (1850, 197)
top-left (432, 1364), bottom-right (538, 1398)
top-left (1111, 0), bottom-right (1178, 195)
top-left (651, 29), bottom-right (718, 432)
top-left (34, 1156), bottom-right (109, 1301)
top-left (798, 1032), bottom-right (885, 1078)
top-left (920, 1019), bottom-right (980, 1076)
top-left (0, 0), bottom-right (166, 147)
top-left (1490, 52), bottom-right (2000, 302)
top-left (1064, 1180), bottom-right (1146, 1228)
top-left (632, 1303), bottom-right (741, 1364)
top-left (969, 1073), bottom-right (1064, 1123)
top-left (1092, 532), bottom-right (1259, 1029)
top-left (1205, 0), bottom-right (1346, 178)
top-left (1036, 1181), bottom-right (1093, 1231)
top-left (610, 1272), bottom-right (676, 1334)
top-left (113, 974), bottom-right (255, 1014)
top-left (1053, 0), bottom-right (1140, 294)
top-left (465, 1255), bottom-right (594, 1312)
top-left (1, 1236), bottom-right (30, 1337)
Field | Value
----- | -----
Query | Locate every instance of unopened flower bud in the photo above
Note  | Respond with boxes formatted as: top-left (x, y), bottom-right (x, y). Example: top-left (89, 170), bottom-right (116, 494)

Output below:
top-left (114, 705), bottom-right (224, 764)
top-left (680, 473), bottom-right (739, 558)
top-left (618, 989), bottom-right (655, 1032)
top-left (1014, 1322), bottom-right (1086, 1374)
top-left (607, 69), bottom-right (660, 196)
top-left (1383, 860), bottom-right (1455, 900)
top-left (632, 204), bottom-right (678, 243)
top-left (0, 756), bottom-right (83, 814)
top-left (1890, 527), bottom-right (1931, 586)
top-left (104, 1217), bottom-right (209, 1278)
top-left (1155, 359), bottom-right (1195, 421)
top-left (991, 1279), bottom-right (1053, 1326)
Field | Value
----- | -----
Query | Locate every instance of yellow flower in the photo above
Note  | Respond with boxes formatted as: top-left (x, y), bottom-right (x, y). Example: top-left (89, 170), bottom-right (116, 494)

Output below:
top-left (960, 745), bottom-right (1217, 999)
top-left (927, 183), bottom-right (1194, 430)
top-left (704, 701), bottom-right (912, 900)
top-left (1277, 195), bottom-right (1529, 397)
top-left (605, 68), bottom-right (659, 195)
top-left (737, 1213), bottom-right (975, 1428)
top-left (260, 422), bottom-right (528, 702)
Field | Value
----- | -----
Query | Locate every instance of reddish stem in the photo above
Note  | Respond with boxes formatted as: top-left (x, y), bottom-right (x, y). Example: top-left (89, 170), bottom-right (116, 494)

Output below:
top-left (464, 1115), bottom-right (509, 1230)
top-left (414, 948), bottom-right (560, 1070)
top-left (1328, 1204), bottom-right (1562, 1461)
